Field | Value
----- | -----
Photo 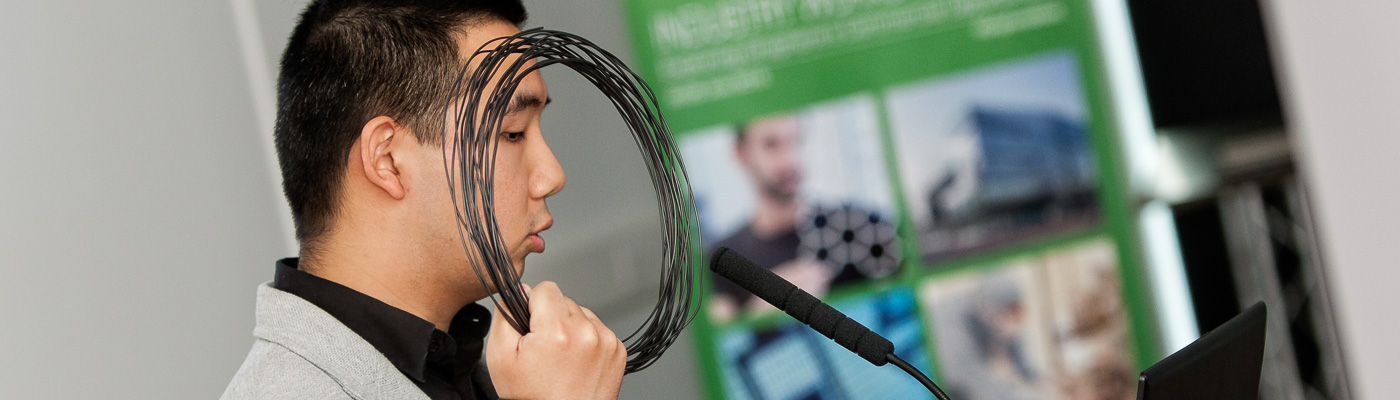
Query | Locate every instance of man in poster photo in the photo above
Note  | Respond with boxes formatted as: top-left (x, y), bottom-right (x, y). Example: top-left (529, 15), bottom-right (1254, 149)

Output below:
top-left (708, 114), bottom-right (832, 321)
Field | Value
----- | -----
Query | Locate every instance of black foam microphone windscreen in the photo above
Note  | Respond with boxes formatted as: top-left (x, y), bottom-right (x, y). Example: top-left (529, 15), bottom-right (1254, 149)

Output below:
top-left (709, 246), bottom-right (893, 366)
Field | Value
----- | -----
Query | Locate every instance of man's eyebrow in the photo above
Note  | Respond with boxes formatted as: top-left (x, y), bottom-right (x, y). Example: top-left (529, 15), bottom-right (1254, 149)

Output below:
top-left (505, 92), bottom-right (551, 115)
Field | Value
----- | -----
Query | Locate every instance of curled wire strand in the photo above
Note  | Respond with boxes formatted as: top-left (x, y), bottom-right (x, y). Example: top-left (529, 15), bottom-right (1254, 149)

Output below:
top-left (441, 28), bottom-right (702, 374)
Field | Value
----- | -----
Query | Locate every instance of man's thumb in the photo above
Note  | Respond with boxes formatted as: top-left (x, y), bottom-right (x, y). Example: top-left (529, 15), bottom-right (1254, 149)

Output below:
top-left (486, 284), bottom-right (531, 350)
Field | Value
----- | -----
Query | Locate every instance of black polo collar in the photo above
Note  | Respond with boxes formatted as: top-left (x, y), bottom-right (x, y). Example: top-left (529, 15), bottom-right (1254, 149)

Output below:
top-left (272, 258), bottom-right (493, 399)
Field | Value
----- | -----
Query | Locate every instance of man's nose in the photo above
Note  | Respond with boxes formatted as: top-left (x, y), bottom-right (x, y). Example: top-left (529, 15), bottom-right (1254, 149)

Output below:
top-left (530, 139), bottom-right (566, 199)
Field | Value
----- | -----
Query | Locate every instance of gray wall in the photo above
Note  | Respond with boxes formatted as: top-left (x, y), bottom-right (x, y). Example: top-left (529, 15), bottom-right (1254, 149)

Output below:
top-left (0, 0), bottom-right (702, 397)
top-left (1264, 0), bottom-right (1400, 398)
top-left (0, 2), bottom-right (290, 399)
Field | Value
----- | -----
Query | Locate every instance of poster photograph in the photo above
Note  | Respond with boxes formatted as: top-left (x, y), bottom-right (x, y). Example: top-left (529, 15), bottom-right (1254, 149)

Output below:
top-left (918, 237), bottom-right (1134, 400)
top-left (618, 0), bottom-right (1161, 398)
top-left (713, 289), bottom-right (932, 399)
top-left (886, 51), bottom-right (1100, 265)
top-left (681, 95), bottom-right (901, 322)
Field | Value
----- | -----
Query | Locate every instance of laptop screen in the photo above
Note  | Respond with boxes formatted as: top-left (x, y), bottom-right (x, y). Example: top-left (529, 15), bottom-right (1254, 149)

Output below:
top-left (1137, 302), bottom-right (1267, 400)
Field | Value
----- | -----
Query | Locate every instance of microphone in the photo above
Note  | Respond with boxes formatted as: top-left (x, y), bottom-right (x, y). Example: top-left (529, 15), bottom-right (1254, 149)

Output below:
top-left (709, 246), bottom-right (952, 400)
top-left (710, 246), bottom-right (891, 364)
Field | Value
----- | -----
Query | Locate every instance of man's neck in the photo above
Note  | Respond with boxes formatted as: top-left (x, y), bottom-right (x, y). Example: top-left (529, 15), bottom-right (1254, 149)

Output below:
top-left (300, 236), bottom-right (479, 332)
top-left (750, 195), bottom-right (799, 239)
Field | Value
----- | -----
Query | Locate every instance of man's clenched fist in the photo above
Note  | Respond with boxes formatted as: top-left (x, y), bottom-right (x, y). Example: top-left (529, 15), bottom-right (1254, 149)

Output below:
top-left (486, 282), bottom-right (627, 400)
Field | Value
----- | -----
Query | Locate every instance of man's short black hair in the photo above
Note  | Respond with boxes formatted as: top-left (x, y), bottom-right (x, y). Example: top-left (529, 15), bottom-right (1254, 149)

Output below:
top-left (734, 113), bottom-right (798, 146)
top-left (275, 0), bottom-right (527, 250)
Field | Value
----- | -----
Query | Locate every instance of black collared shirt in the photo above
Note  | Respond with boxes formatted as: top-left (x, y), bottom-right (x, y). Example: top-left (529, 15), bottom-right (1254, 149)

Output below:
top-left (273, 258), bottom-right (497, 400)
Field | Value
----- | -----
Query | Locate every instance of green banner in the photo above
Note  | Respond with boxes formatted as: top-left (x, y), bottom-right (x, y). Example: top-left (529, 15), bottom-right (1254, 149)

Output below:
top-left (620, 0), bottom-right (1160, 398)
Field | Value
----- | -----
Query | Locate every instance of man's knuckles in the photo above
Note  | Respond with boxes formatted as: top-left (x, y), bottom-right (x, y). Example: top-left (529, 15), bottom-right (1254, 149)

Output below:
top-left (614, 343), bottom-right (628, 367)
top-left (533, 281), bottom-right (567, 301)
top-left (533, 280), bottom-right (562, 293)
top-left (605, 339), bottom-right (624, 363)
top-left (573, 325), bottom-right (601, 348)
top-left (531, 325), bottom-right (600, 350)
top-left (592, 332), bottom-right (614, 353)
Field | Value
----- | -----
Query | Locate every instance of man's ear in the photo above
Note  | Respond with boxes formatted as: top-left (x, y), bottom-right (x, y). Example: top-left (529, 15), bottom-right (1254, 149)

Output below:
top-left (358, 116), bottom-right (406, 200)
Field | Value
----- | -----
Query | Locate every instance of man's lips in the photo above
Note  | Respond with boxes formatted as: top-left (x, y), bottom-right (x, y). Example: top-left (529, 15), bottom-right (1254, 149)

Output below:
top-left (527, 218), bottom-right (553, 253)
top-left (527, 234), bottom-right (545, 253)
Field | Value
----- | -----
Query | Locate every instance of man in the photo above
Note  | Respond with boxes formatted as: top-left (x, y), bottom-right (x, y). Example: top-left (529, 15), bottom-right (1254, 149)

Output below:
top-left (708, 114), bottom-right (831, 321)
top-left (222, 1), bottom-right (625, 399)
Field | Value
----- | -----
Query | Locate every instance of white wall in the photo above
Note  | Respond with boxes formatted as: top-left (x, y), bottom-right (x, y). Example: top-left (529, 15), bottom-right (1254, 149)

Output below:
top-left (0, 2), bottom-right (291, 399)
top-left (1262, 1), bottom-right (1400, 399)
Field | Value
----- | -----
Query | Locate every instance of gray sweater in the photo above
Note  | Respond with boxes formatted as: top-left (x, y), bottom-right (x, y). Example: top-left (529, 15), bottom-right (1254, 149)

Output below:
top-left (221, 283), bottom-right (431, 400)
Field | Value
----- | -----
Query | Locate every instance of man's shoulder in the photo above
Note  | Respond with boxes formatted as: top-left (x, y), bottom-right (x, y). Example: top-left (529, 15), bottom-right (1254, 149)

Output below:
top-left (711, 224), bottom-right (754, 252)
top-left (226, 283), bottom-right (429, 400)
top-left (221, 339), bottom-right (353, 400)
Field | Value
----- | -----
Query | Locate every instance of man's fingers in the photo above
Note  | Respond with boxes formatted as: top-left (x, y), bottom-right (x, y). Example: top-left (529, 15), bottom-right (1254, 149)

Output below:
top-left (579, 305), bottom-right (625, 377)
top-left (526, 281), bottom-right (567, 328)
top-left (486, 299), bottom-right (525, 375)
top-left (487, 283), bottom-right (534, 352)
top-left (602, 340), bottom-right (628, 399)
top-left (579, 307), bottom-right (614, 338)
top-left (563, 292), bottom-right (584, 320)
top-left (586, 305), bottom-right (627, 400)
top-left (490, 301), bottom-right (523, 338)
top-left (489, 281), bottom-right (628, 399)
top-left (579, 306), bottom-right (619, 348)
top-left (578, 305), bottom-right (599, 323)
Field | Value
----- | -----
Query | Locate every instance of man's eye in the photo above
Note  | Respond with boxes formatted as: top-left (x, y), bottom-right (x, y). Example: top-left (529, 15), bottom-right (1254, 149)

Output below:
top-left (504, 131), bottom-right (525, 142)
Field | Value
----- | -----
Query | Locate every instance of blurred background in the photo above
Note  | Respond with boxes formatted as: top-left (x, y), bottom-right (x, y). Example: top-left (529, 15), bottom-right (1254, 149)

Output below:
top-left (0, 0), bottom-right (1396, 399)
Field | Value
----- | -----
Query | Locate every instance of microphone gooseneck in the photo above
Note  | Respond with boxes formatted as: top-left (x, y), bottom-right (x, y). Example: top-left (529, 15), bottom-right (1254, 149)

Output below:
top-left (887, 353), bottom-right (950, 400)
top-left (709, 246), bottom-right (953, 400)
top-left (709, 247), bottom-right (892, 365)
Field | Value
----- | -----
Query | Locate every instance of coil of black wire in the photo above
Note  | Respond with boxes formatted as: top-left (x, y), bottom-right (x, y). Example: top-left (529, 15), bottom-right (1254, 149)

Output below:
top-left (441, 28), bottom-right (702, 374)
